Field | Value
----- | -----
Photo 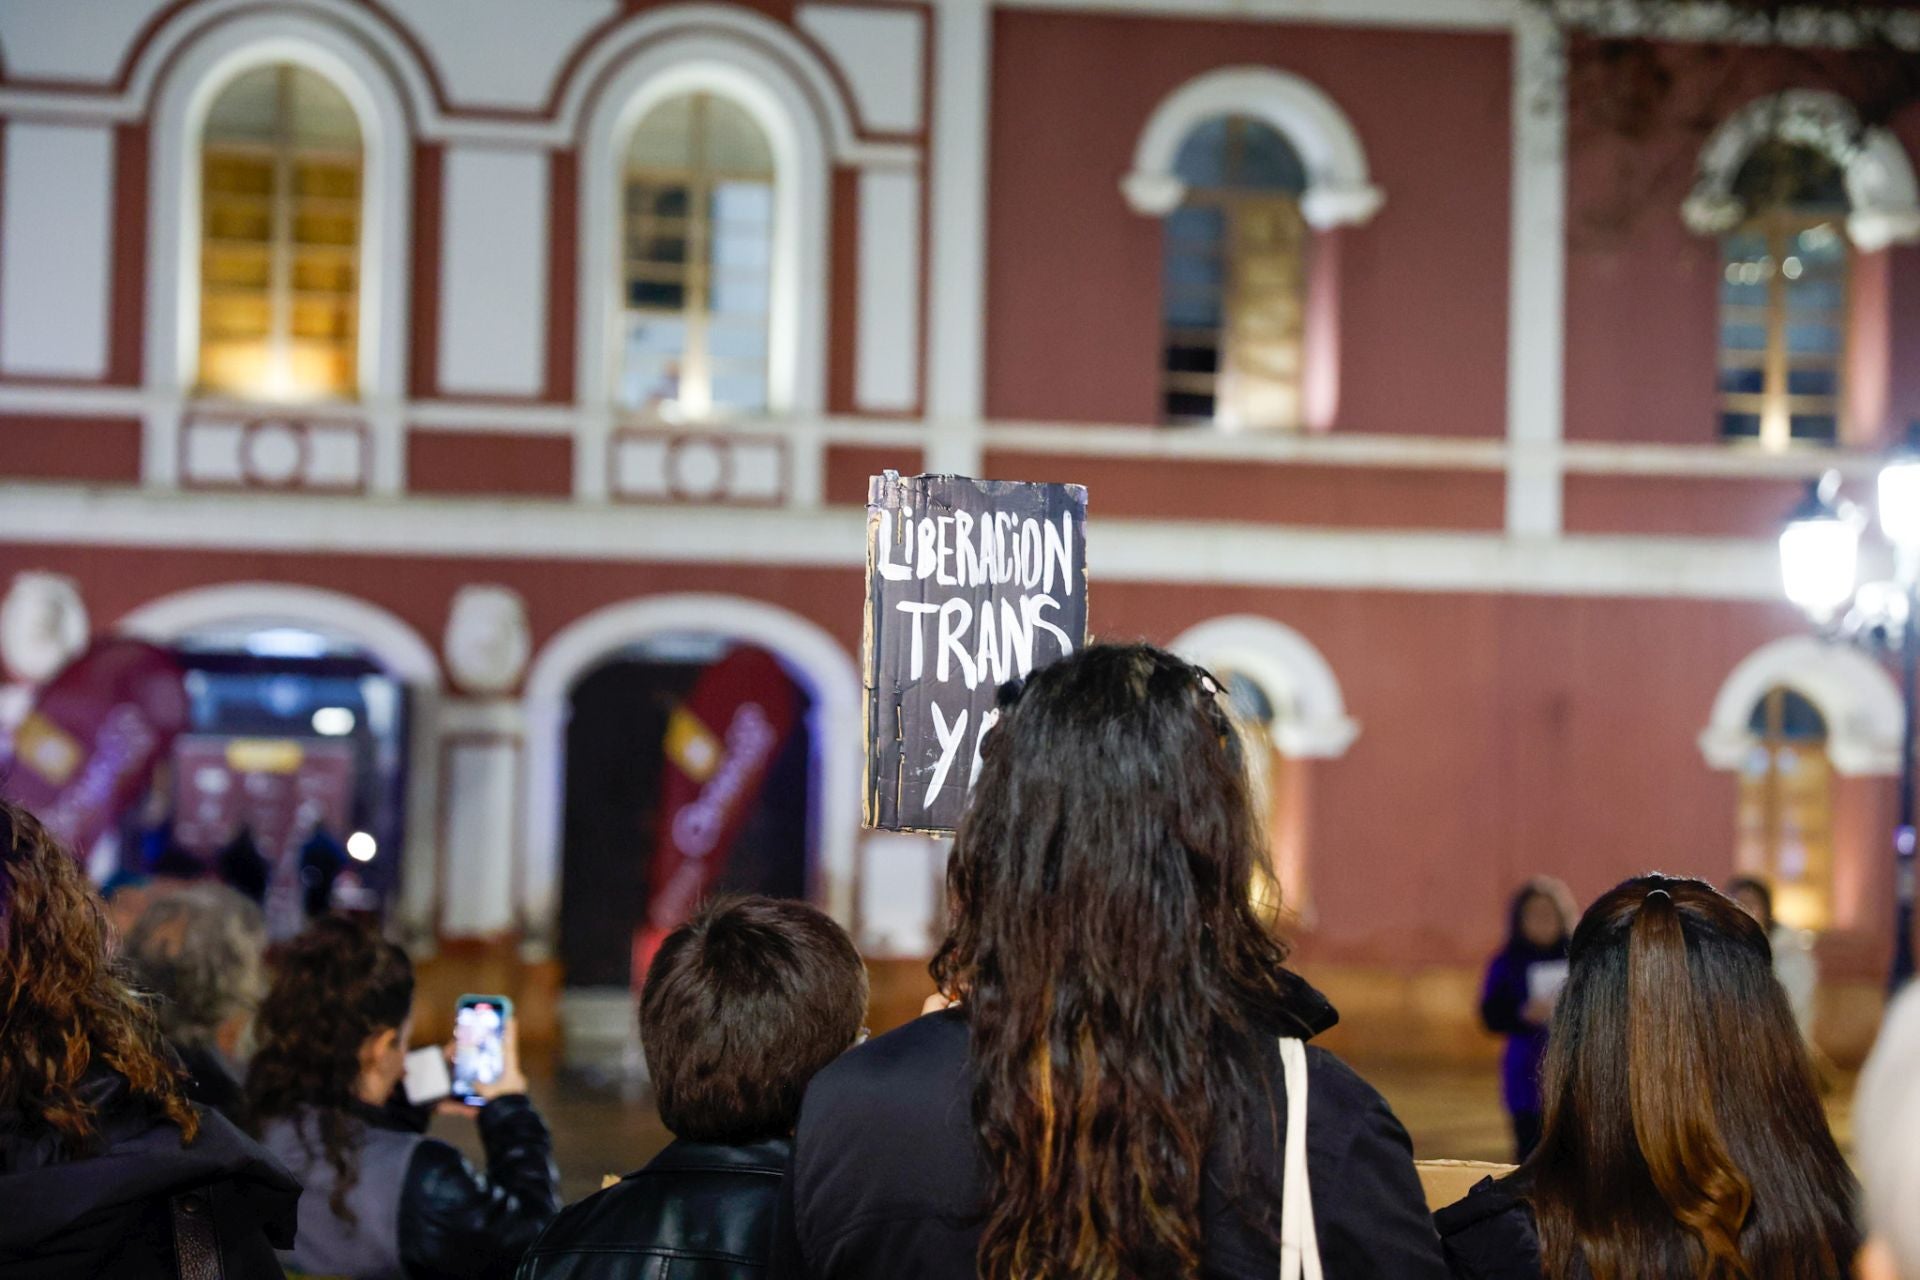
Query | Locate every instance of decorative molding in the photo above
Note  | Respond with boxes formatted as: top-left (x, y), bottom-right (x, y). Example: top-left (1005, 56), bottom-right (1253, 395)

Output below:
top-left (609, 430), bottom-right (788, 505)
top-left (179, 413), bottom-right (370, 493)
top-left (115, 581), bottom-right (443, 687)
top-left (0, 572), bottom-right (90, 682)
top-left (0, 483), bottom-right (1809, 601)
top-left (1684, 90), bottom-right (1920, 251)
top-left (518, 594), bottom-right (864, 953)
top-left (987, 0), bottom-right (1511, 29)
top-left (443, 585), bottom-right (532, 697)
top-left (1698, 635), bottom-right (1904, 776)
top-left (1169, 614), bottom-right (1359, 758)
top-left (1120, 66), bottom-right (1383, 230)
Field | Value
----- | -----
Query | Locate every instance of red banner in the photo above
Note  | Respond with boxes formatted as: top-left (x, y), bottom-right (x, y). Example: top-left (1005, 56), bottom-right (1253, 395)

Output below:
top-left (3, 639), bottom-right (189, 856)
top-left (633, 645), bottom-right (800, 985)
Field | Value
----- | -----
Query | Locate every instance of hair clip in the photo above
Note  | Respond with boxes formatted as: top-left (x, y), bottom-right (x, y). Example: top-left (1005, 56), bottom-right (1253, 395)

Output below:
top-left (1645, 888), bottom-right (1673, 904)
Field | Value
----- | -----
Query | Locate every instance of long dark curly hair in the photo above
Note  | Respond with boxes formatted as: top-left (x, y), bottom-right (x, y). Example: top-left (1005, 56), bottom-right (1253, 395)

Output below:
top-left (246, 915), bottom-right (413, 1224)
top-left (0, 799), bottom-right (198, 1153)
top-left (930, 643), bottom-right (1298, 1279)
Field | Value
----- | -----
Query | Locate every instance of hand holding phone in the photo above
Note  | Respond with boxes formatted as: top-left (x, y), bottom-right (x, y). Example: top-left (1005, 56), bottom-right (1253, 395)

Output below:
top-left (449, 995), bottom-right (527, 1106)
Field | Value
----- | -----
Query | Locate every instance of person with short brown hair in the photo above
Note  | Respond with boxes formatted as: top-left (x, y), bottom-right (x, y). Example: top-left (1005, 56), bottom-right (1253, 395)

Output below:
top-left (516, 895), bottom-right (868, 1280)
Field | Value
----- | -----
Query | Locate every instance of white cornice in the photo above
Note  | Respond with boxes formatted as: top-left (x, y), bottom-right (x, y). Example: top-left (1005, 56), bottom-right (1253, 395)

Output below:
top-left (0, 482), bottom-right (1796, 601)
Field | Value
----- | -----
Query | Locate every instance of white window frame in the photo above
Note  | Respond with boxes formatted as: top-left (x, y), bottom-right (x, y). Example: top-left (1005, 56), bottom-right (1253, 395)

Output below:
top-left (146, 15), bottom-right (412, 406)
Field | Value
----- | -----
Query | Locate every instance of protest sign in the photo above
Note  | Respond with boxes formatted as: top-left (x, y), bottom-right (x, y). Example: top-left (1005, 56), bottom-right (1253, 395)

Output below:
top-left (863, 472), bottom-right (1087, 833)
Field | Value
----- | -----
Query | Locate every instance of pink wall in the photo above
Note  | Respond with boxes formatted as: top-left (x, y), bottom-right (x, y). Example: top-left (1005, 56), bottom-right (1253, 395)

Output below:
top-left (1564, 49), bottom-right (1920, 447)
top-left (15, 539), bottom-right (1897, 981)
top-left (984, 12), bottom-right (1512, 436)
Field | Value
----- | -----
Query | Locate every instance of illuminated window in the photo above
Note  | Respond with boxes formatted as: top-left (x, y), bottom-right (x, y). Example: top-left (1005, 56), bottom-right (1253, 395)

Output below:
top-left (199, 64), bottom-right (361, 401)
top-left (1737, 686), bottom-right (1834, 929)
top-left (620, 93), bottom-right (774, 421)
top-left (1718, 143), bottom-right (1850, 449)
top-left (1162, 116), bottom-right (1308, 430)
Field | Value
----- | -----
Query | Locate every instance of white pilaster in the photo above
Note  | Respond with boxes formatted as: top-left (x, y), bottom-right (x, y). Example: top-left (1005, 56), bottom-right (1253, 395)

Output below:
top-left (925, 0), bottom-right (990, 475)
top-left (1505, 11), bottom-right (1567, 537)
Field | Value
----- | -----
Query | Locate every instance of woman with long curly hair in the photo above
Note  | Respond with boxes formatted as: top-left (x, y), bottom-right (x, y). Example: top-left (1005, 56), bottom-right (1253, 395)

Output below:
top-left (0, 798), bottom-right (298, 1277)
top-left (1437, 875), bottom-right (1859, 1279)
top-left (248, 915), bottom-right (559, 1280)
top-left (774, 643), bottom-right (1447, 1278)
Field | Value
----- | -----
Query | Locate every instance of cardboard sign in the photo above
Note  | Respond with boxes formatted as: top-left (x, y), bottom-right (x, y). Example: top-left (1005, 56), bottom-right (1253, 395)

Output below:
top-left (863, 472), bottom-right (1088, 833)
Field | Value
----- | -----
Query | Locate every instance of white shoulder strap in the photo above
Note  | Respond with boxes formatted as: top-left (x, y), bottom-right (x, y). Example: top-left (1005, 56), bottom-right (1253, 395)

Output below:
top-left (1277, 1037), bottom-right (1324, 1280)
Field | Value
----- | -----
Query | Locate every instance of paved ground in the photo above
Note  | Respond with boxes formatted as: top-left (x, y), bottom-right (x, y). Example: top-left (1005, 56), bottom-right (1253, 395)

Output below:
top-left (436, 1059), bottom-right (1858, 1208)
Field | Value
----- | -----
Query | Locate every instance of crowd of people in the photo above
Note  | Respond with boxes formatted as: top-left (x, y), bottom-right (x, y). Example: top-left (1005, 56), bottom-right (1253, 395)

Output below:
top-left (3, 641), bottom-right (1920, 1278)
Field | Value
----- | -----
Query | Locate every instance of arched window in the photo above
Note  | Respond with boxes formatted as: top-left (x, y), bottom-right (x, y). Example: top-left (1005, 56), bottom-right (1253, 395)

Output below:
top-left (619, 92), bottom-right (775, 421)
top-left (198, 63), bottom-right (362, 400)
top-left (1737, 686), bottom-right (1834, 928)
top-left (1718, 142), bottom-right (1852, 449)
top-left (1162, 117), bottom-right (1309, 430)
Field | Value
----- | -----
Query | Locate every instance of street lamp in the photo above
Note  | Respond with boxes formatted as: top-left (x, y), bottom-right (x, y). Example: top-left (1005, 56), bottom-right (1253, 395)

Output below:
top-left (1780, 432), bottom-right (1920, 992)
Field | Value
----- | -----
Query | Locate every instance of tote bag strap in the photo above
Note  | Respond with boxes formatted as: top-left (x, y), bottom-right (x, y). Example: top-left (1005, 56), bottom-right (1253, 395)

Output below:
top-left (1277, 1037), bottom-right (1324, 1280)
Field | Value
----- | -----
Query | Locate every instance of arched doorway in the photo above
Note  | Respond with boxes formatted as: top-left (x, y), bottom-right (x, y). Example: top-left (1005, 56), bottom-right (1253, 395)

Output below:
top-left (116, 583), bottom-right (440, 936)
top-left (1736, 686), bottom-right (1835, 929)
top-left (520, 594), bottom-right (860, 1070)
top-left (1171, 615), bottom-right (1358, 926)
top-left (557, 634), bottom-right (815, 990)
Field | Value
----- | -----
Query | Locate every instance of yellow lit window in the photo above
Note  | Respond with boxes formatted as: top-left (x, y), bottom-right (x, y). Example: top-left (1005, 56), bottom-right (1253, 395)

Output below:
top-left (1718, 143), bottom-right (1850, 450)
top-left (199, 63), bottom-right (361, 401)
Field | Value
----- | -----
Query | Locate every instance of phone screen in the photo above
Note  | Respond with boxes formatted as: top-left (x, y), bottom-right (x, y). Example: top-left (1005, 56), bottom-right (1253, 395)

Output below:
top-left (450, 996), bottom-right (510, 1104)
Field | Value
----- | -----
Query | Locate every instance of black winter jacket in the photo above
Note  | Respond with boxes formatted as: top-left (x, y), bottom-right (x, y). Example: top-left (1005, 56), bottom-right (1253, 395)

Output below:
top-left (1434, 1176), bottom-right (1545, 1280)
top-left (259, 1093), bottom-right (559, 1280)
top-left (772, 982), bottom-right (1449, 1280)
top-left (0, 1070), bottom-right (300, 1279)
top-left (516, 1137), bottom-right (791, 1280)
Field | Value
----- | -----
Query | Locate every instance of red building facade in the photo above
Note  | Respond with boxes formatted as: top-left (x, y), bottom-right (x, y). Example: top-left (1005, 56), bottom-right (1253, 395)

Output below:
top-left (2, 0), bottom-right (1917, 1061)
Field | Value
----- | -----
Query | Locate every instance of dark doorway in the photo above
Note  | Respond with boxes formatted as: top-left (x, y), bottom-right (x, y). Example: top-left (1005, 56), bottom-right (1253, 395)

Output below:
top-left (559, 639), bottom-right (814, 989)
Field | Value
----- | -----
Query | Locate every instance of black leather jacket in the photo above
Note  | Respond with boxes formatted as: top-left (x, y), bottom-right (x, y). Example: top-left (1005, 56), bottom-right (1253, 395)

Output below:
top-left (516, 1137), bottom-right (791, 1280)
top-left (262, 1092), bottom-right (559, 1280)
top-left (403, 1096), bottom-right (562, 1279)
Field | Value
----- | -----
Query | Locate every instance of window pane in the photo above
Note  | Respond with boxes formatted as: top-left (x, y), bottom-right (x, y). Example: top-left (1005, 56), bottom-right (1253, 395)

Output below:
top-left (1172, 118), bottom-right (1231, 187)
top-left (1233, 120), bottom-right (1307, 193)
top-left (1790, 414), bottom-right (1839, 443)
top-left (1721, 412), bottom-right (1762, 439)
top-left (621, 94), bottom-right (774, 420)
top-left (1719, 366), bottom-right (1764, 395)
top-left (1785, 367), bottom-right (1838, 397)
top-left (1165, 344), bottom-right (1219, 374)
top-left (199, 63), bottom-right (361, 400)
top-left (628, 96), bottom-right (696, 170)
top-left (703, 97), bottom-right (774, 175)
top-left (1785, 322), bottom-right (1841, 355)
top-left (1720, 322), bottom-right (1768, 352)
top-left (1166, 205), bottom-right (1226, 247)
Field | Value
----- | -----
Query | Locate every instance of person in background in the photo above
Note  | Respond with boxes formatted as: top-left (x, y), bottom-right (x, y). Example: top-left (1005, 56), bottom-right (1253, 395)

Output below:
top-left (1728, 873), bottom-right (1820, 1042)
top-left (248, 916), bottom-right (559, 1280)
top-left (1436, 875), bottom-right (1857, 1280)
top-left (102, 867), bottom-right (157, 942)
top-left (517, 896), bottom-right (869, 1279)
top-left (1856, 986), bottom-right (1920, 1280)
top-left (1476, 878), bottom-right (1576, 1161)
top-left (775, 644), bottom-right (1448, 1279)
top-left (123, 882), bottom-right (269, 1126)
top-left (0, 799), bottom-right (298, 1277)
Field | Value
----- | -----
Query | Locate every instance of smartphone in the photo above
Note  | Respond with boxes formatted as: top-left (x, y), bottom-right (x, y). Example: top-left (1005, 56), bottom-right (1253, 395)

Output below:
top-left (403, 1045), bottom-right (452, 1106)
top-left (450, 994), bottom-right (512, 1105)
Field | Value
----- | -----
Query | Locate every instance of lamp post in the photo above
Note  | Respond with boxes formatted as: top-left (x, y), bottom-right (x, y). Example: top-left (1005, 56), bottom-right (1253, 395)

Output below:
top-left (1779, 436), bottom-right (1920, 992)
